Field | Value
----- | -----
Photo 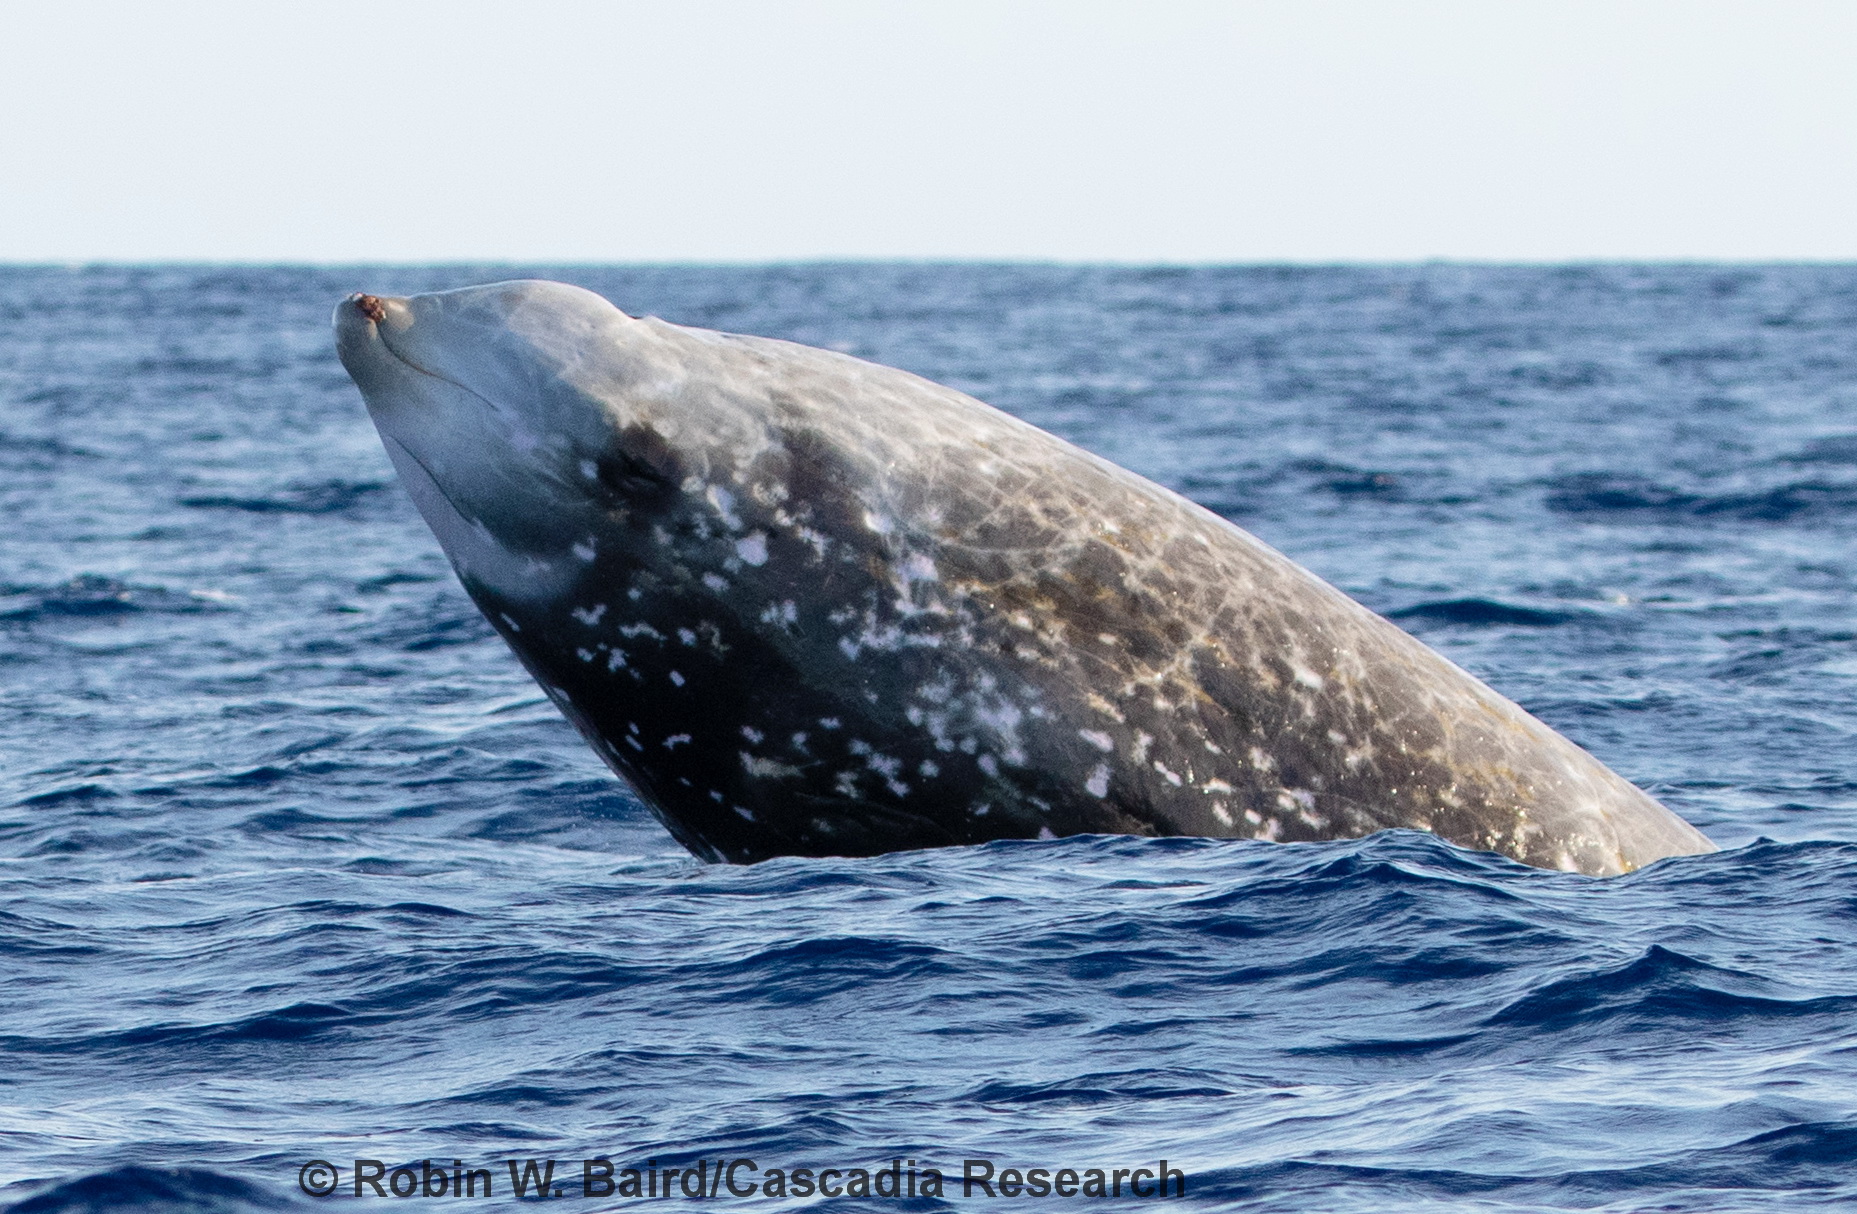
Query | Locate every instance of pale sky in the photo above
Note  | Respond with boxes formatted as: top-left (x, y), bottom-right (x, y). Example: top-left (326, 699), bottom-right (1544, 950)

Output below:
top-left (3, 0), bottom-right (1854, 262)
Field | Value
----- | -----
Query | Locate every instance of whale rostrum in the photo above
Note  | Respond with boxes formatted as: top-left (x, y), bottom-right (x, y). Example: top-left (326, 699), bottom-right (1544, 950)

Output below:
top-left (334, 280), bottom-right (1716, 875)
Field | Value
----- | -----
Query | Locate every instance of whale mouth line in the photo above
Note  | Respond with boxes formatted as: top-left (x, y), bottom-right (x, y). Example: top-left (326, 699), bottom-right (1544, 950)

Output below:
top-left (365, 311), bottom-right (501, 412)
top-left (381, 433), bottom-right (475, 524)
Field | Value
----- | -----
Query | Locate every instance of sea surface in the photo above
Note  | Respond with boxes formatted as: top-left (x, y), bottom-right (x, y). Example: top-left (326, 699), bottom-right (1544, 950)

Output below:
top-left (4, 264), bottom-right (1857, 1212)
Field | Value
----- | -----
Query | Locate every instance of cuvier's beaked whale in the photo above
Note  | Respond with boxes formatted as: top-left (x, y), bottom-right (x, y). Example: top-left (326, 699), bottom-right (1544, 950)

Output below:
top-left (333, 280), bottom-right (1715, 875)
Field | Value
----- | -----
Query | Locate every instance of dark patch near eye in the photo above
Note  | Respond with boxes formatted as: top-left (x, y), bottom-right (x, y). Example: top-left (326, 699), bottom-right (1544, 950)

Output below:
top-left (596, 450), bottom-right (673, 498)
top-left (590, 429), bottom-right (681, 503)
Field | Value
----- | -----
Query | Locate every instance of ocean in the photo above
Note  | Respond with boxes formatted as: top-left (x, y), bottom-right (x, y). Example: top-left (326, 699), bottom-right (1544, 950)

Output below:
top-left (3, 264), bottom-right (1855, 1211)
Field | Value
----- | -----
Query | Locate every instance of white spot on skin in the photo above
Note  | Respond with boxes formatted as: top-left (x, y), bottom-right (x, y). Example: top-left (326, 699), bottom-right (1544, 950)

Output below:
top-left (1085, 764), bottom-right (1110, 798)
top-left (919, 759), bottom-right (939, 777)
top-left (899, 552), bottom-right (937, 583)
top-left (736, 533), bottom-right (769, 566)
top-left (606, 649), bottom-right (627, 671)
top-left (576, 648), bottom-right (594, 662)
top-left (741, 752), bottom-right (801, 778)
top-left (499, 613), bottom-right (521, 633)
top-left (1037, 826), bottom-right (1057, 841)
top-left (1278, 788), bottom-right (1323, 827)
top-left (572, 539), bottom-right (597, 562)
top-left (864, 511), bottom-right (893, 534)
top-left (1079, 729), bottom-right (1114, 753)
top-left (742, 726), bottom-right (764, 743)
top-left (707, 485), bottom-right (741, 528)
top-left (973, 699), bottom-right (1027, 765)
top-left (625, 736), bottom-right (644, 752)
top-left (978, 754), bottom-right (999, 777)
top-left (796, 526), bottom-right (830, 559)
top-left (820, 717), bottom-right (841, 730)
top-left (678, 628), bottom-right (697, 646)
top-left (709, 790), bottom-right (724, 802)
top-left (1293, 664), bottom-right (1325, 691)
top-left (580, 459), bottom-right (600, 480)
top-left (573, 603), bottom-right (607, 625)
top-left (669, 670), bottom-right (685, 686)
top-left (1203, 778), bottom-right (1235, 794)
top-left (1132, 732), bottom-right (1154, 763)
top-left (703, 573), bottom-right (729, 592)
top-left (734, 805), bottom-right (756, 821)
top-left (1211, 802), bottom-right (1235, 827)
top-left (1154, 761), bottom-right (1184, 787)
top-left (664, 734), bottom-right (691, 749)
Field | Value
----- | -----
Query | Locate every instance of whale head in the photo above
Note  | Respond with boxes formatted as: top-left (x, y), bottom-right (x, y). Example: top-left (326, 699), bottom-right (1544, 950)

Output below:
top-left (333, 278), bottom-right (909, 862)
top-left (334, 280), bottom-right (702, 602)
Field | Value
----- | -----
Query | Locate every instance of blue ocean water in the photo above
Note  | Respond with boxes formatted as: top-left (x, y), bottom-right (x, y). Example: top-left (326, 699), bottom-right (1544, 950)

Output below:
top-left (3, 264), bottom-right (1857, 1212)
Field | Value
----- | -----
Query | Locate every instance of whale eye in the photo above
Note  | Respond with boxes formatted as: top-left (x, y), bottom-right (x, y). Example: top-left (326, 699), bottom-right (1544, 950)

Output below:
top-left (591, 448), bottom-right (674, 500)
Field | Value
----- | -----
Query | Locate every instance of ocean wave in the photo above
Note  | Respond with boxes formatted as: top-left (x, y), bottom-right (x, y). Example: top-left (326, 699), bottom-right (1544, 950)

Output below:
top-left (0, 575), bottom-right (237, 622)
top-left (2, 1166), bottom-right (288, 1214)
top-left (177, 480), bottom-right (386, 515)
top-left (1388, 598), bottom-right (1589, 627)
top-left (1545, 473), bottom-right (1857, 522)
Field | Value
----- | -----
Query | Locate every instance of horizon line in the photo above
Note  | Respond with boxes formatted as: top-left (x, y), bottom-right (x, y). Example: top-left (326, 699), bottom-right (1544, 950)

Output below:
top-left (3, 255), bottom-right (1856, 270)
